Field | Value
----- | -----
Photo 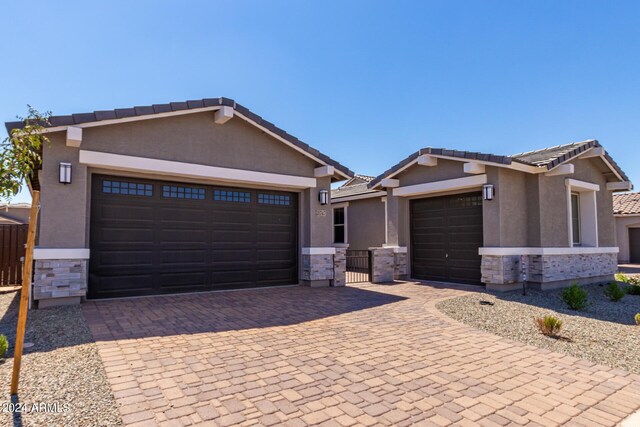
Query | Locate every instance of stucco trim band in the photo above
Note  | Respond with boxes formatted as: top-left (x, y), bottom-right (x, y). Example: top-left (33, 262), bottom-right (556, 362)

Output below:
top-left (382, 245), bottom-right (408, 253)
top-left (79, 150), bottom-right (317, 189)
top-left (392, 174), bottom-right (487, 197)
top-left (302, 247), bottom-right (337, 255)
top-left (479, 247), bottom-right (619, 256)
top-left (33, 248), bottom-right (91, 260)
top-left (331, 191), bottom-right (386, 203)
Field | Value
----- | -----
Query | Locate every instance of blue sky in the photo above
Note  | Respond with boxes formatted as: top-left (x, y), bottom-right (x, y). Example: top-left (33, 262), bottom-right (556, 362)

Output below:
top-left (2, 1), bottom-right (639, 203)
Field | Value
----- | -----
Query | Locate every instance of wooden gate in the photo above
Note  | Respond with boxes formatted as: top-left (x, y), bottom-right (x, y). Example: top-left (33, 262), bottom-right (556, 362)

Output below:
top-left (0, 224), bottom-right (28, 286)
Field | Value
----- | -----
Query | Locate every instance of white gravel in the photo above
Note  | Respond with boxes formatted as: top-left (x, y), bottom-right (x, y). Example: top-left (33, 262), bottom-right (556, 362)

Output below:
top-left (0, 290), bottom-right (121, 427)
top-left (437, 283), bottom-right (640, 375)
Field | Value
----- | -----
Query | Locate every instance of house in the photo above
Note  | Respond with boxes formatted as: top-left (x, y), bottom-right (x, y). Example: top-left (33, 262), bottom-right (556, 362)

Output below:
top-left (5, 98), bottom-right (354, 307)
top-left (613, 192), bottom-right (640, 264)
top-left (330, 175), bottom-right (386, 251)
top-left (0, 202), bottom-right (31, 224)
top-left (346, 140), bottom-right (631, 290)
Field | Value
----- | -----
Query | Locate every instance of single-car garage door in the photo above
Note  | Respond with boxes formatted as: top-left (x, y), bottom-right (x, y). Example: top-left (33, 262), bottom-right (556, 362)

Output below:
top-left (630, 228), bottom-right (640, 264)
top-left (410, 192), bottom-right (483, 285)
top-left (89, 174), bottom-right (298, 299)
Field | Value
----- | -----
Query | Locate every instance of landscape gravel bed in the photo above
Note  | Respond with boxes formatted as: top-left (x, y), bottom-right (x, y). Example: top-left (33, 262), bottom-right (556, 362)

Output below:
top-left (437, 283), bottom-right (640, 375)
top-left (0, 290), bottom-right (121, 427)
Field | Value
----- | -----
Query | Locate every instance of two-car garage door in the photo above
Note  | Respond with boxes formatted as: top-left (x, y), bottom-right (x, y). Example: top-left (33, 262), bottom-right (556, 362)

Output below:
top-left (89, 175), bottom-right (298, 299)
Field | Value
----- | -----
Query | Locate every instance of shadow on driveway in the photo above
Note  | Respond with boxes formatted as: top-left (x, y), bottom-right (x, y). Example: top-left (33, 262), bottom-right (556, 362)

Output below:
top-left (82, 285), bottom-right (407, 342)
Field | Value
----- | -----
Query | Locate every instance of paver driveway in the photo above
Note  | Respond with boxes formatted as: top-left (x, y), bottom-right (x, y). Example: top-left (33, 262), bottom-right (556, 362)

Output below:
top-left (83, 282), bottom-right (640, 427)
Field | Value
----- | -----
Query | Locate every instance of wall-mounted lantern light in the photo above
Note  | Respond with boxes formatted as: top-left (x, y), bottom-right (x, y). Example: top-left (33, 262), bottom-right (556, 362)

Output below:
top-left (59, 162), bottom-right (72, 184)
top-left (318, 189), bottom-right (329, 205)
top-left (483, 184), bottom-right (494, 201)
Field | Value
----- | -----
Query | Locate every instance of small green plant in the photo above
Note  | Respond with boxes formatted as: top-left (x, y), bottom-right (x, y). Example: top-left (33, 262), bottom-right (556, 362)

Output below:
top-left (604, 281), bottom-right (626, 302)
top-left (635, 313), bottom-right (640, 325)
top-left (0, 335), bottom-right (8, 358)
top-left (615, 272), bottom-right (630, 283)
top-left (626, 284), bottom-right (640, 295)
top-left (535, 315), bottom-right (563, 337)
top-left (562, 283), bottom-right (588, 310)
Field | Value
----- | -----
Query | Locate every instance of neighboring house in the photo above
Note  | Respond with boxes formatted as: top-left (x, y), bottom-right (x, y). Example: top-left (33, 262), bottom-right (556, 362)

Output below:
top-left (613, 192), bottom-right (640, 264)
top-left (5, 97), bottom-right (354, 307)
top-left (330, 175), bottom-right (386, 251)
top-left (361, 140), bottom-right (631, 290)
top-left (0, 203), bottom-right (31, 224)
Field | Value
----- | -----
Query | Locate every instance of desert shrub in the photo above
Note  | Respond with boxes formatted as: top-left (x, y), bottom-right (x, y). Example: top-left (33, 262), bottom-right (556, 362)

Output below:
top-left (604, 282), bottom-right (626, 302)
top-left (535, 315), bottom-right (563, 337)
top-left (0, 335), bottom-right (8, 358)
top-left (626, 283), bottom-right (640, 296)
top-left (615, 273), bottom-right (630, 283)
top-left (635, 313), bottom-right (640, 325)
top-left (562, 283), bottom-right (588, 310)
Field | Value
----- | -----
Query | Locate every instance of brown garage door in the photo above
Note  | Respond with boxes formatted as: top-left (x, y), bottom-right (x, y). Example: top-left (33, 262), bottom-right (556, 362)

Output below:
top-left (89, 175), bottom-right (298, 299)
top-left (410, 192), bottom-right (483, 285)
top-left (630, 228), bottom-right (640, 264)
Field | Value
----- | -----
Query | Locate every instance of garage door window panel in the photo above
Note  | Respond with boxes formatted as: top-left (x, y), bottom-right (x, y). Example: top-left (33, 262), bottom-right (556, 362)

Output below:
top-left (103, 180), bottom-right (153, 196)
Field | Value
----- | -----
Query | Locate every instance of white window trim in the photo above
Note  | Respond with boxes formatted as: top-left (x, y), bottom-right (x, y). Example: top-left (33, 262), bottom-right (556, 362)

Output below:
top-left (332, 202), bottom-right (348, 245)
top-left (382, 196), bottom-right (388, 245)
top-left (565, 179), bottom-right (599, 248)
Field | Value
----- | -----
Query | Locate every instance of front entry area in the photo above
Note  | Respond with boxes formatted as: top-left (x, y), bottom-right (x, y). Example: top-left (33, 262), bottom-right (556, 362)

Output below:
top-left (410, 192), bottom-right (483, 285)
top-left (89, 174), bottom-right (298, 299)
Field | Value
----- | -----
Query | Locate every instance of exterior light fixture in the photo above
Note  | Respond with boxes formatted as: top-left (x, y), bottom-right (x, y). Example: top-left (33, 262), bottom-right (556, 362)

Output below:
top-left (318, 189), bottom-right (329, 205)
top-left (59, 162), bottom-right (72, 184)
top-left (483, 184), bottom-right (494, 201)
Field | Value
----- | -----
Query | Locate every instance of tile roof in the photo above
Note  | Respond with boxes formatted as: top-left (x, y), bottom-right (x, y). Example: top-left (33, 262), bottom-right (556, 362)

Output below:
top-left (369, 140), bottom-right (629, 188)
top-left (613, 192), bottom-right (640, 215)
top-left (4, 97), bottom-right (353, 179)
top-left (332, 182), bottom-right (381, 199)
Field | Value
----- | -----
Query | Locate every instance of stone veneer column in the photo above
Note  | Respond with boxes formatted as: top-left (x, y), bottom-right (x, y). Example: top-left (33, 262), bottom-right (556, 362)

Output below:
top-left (391, 247), bottom-right (408, 280)
top-left (369, 247), bottom-right (395, 283)
top-left (301, 248), bottom-right (336, 287)
top-left (33, 259), bottom-right (88, 307)
top-left (333, 247), bottom-right (346, 287)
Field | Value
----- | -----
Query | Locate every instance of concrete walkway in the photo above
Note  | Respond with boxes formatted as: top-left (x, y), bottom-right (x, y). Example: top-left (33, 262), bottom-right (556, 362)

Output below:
top-left (83, 282), bottom-right (640, 426)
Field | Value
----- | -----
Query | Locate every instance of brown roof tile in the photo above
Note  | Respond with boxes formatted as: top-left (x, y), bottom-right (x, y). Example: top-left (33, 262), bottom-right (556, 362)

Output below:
top-left (369, 141), bottom-right (630, 188)
top-left (614, 192), bottom-right (640, 215)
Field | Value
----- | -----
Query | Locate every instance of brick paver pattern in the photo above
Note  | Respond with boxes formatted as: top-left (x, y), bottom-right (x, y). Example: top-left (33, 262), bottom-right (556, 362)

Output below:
top-left (83, 282), bottom-right (640, 427)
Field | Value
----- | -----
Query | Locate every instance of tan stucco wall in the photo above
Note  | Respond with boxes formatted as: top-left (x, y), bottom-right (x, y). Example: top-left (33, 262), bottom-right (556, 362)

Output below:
top-left (38, 113), bottom-right (328, 250)
top-left (340, 197), bottom-right (386, 250)
top-left (536, 157), bottom-right (616, 247)
top-left (82, 112), bottom-right (317, 177)
top-left (615, 215), bottom-right (640, 263)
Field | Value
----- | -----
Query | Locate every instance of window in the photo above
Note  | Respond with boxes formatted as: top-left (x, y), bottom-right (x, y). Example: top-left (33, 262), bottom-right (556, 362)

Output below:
top-left (334, 207), bottom-right (345, 244)
top-left (102, 180), bottom-right (152, 196)
top-left (213, 190), bottom-right (250, 203)
top-left (162, 185), bottom-right (205, 199)
top-left (566, 179), bottom-right (598, 247)
top-left (571, 193), bottom-right (581, 245)
top-left (258, 193), bottom-right (290, 206)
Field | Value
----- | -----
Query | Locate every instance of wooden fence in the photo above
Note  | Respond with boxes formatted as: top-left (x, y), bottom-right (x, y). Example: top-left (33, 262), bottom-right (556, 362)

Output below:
top-left (0, 224), bottom-right (28, 286)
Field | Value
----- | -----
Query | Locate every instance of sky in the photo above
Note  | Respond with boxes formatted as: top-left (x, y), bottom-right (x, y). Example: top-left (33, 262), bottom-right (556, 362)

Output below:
top-left (2, 1), bottom-right (639, 203)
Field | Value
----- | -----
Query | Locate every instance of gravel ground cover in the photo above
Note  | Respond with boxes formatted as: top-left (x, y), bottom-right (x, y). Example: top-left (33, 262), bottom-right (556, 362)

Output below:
top-left (437, 283), bottom-right (640, 375)
top-left (0, 290), bottom-right (121, 427)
